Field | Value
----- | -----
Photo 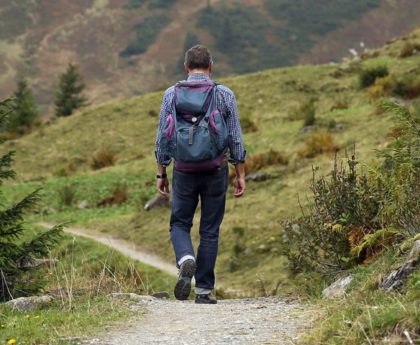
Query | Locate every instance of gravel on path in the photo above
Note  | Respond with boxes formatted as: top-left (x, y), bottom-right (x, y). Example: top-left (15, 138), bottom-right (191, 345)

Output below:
top-left (89, 297), bottom-right (309, 345)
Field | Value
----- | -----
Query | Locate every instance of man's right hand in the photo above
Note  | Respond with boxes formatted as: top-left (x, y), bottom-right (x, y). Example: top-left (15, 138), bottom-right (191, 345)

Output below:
top-left (157, 177), bottom-right (170, 197)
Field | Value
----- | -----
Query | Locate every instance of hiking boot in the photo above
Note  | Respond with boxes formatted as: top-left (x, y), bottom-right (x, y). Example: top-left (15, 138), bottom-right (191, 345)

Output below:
top-left (195, 293), bottom-right (217, 304)
top-left (174, 259), bottom-right (196, 300)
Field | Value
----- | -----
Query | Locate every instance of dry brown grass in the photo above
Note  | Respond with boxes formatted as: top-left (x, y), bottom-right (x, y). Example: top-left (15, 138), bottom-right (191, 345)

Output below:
top-left (90, 148), bottom-right (116, 170)
top-left (245, 149), bottom-right (288, 175)
top-left (367, 75), bottom-right (397, 101)
top-left (399, 42), bottom-right (420, 58)
top-left (298, 131), bottom-right (339, 158)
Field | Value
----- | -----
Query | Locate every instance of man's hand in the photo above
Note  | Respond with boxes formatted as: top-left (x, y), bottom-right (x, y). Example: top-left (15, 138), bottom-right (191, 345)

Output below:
top-left (233, 162), bottom-right (246, 198)
top-left (233, 177), bottom-right (246, 198)
top-left (156, 164), bottom-right (169, 196)
top-left (157, 177), bottom-right (170, 196)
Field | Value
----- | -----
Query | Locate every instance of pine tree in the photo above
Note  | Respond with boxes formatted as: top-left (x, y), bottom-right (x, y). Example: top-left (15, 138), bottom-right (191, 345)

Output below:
top-left (7, 77), bottom-right (38, 133)
top-left (0, 98), bottom-right (63, 301)
top-left (54, 63), bottom-right (87, 117)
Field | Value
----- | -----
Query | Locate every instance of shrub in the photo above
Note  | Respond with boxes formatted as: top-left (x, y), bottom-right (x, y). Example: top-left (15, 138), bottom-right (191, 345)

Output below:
top-left (120, 15), bottom-right (168, 57)
top-left (359, 66), bottom-right (389, 88)
top-left (297, 131), bottom-right (339, 158)
top-left (244, 149), bottom-right (288, 175)
top-left (97, 184), bottom-right (128, 207)
top-left (282, 154), bottom-right (384, 273)
top-left (0, 98), bottom-right (63, 301)
top-left (282, 102), bottom-right (419, 274)
top-left (367, 75), bottom-right (397, 101)
top-left (330, 96), bottom-right (349, 111)
top-left (90, 148), bottom-right (116, 170)
top-left (57, 184), bottom-right (77, 208)
top-left (53, 162), bottom-right (77, 177)
top-left (393, 76), bottom-right (420, 99)
top-left (399, 42), bottom-right (420, 58)
top-left (287, 100), bottom-right (316, 126)
top-left (377, 101), bottom-right (420, 237)
top-left (241, 113), bottom-right (258, 133)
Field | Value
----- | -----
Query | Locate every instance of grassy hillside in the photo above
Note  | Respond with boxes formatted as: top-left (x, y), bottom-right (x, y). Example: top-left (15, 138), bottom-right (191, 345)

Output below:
top-left (0, 226), bottom-right (173, 345)
top-left (1, 0), bottom-right (419, 109)
top-left (3, 28), bottom-right (419, 300)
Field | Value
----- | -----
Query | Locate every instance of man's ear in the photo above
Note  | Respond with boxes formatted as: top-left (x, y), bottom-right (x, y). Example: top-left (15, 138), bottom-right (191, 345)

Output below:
top-left (184, 63), bottom-right (189, 75)
top-left (209, 61), bottom-right (213, 75)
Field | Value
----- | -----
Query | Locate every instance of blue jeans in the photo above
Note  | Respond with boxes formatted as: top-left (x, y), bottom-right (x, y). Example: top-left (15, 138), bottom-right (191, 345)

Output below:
top-left (170, 165), bottom-right (229, 290)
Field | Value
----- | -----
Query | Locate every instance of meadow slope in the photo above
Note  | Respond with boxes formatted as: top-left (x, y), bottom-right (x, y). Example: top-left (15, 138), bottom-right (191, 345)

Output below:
top-left (2, 28), bottom-right (420, 296)
top-left (1, 0), bottom-right (420, 108)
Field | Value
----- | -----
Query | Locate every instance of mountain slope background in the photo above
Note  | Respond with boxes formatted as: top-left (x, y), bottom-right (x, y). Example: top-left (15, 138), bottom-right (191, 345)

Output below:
top-left (3, 27), bottom-right (419, 293)
top-left (1, 0), bottom-right (419, 113)
top-left (1, 20), bottom-right (419, 344)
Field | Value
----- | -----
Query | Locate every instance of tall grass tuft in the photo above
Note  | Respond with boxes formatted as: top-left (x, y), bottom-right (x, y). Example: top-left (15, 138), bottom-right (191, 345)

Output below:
top-left (90, 148), bottom-right (116, 170)
top-left (298, 131), bottom-right (339, 159)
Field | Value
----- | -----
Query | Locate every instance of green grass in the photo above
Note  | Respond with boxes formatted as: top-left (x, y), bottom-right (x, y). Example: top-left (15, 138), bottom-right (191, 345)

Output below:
top-left (303, 249), bottom-right (420, 344)
top-left (1, 26), bottom-right (419, 345)
top-left (0, 226), bottom-right (172, 345)
top-left (2, 30), bottom-right (420, 298)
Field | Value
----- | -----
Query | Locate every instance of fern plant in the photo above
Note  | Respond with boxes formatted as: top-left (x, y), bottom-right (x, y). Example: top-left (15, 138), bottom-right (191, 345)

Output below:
top-left (282, 101), bottom-right (419, 275)
top-left (0, 98), bottom-right (63, 301)
top-left (376, 101), bottom-right (420, 237)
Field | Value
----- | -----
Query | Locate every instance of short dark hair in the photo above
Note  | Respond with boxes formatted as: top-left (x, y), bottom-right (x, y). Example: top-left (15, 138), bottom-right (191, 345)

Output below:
top-left (184, 45), bottom-right (212, 70)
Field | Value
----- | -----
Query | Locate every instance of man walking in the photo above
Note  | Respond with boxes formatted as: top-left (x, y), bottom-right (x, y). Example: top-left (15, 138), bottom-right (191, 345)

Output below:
top-left (155, 45), bottom-right (246, 304)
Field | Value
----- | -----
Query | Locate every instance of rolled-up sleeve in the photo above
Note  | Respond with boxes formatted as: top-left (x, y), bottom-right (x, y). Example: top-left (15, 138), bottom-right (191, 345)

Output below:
top-left (154, 88), bottom-right (174, 166)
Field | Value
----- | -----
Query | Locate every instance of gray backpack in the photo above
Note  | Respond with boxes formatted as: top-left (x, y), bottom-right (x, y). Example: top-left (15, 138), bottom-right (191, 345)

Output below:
top-left (161, 81), bottom-right (228, 171)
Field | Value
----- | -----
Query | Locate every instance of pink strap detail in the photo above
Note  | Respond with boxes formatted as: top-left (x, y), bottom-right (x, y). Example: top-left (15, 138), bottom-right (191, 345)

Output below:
top-left (165, 114), bottom-right (175, 139)
top-left (209, 110), bottom-right (219, 134)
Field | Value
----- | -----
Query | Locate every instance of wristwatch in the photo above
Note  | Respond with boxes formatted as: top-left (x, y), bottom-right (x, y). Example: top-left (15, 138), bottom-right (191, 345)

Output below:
top-left (156, 173), bottom-right (167, 179)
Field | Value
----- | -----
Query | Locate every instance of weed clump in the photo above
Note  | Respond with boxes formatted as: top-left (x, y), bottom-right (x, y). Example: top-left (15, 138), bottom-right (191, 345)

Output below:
top-left (53, 162), bottom-right (78, 177)
top-left (330, 96), bottom-right (349, 111)
top-left (359, 66), bottom-right (389, 88)
top-left (393, 75), bottom-right (420, 99)
top-left (244, 149), bottom-right (288, 175)
top-left (298, 131), bottom-right (339, 159)
top-left (287, 99), bottom-right (316, 126)
top-left (97, 184), bottom-right (128, 207)
top-left (399, 41), bottom-right (420, 58)
top-left (57, 184), bottom-right (77, 208)
top-left (241, 113), bottom-right (258, 133)
top-left (90, 148), bottom-right (116, 170)
top-left (367, 75), bottom-right (397, 101)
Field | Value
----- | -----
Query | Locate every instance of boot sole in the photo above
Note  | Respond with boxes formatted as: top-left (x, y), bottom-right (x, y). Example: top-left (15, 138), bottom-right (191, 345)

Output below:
top-left (174, 260), bottom-right (196, 300)
top-left (195, 298), bottom-right (217, 304)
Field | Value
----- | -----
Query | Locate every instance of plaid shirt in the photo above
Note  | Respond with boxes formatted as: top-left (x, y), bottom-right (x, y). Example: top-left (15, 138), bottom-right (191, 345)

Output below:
top-left (155, 73), bottom-right (246, 166)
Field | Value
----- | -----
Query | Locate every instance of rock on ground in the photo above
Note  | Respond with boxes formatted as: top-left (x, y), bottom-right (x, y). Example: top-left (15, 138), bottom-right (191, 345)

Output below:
top-left (322, 275), bottom-right (352, 299)
top-left (87, 297), bottom-right (308, 345)
top-left (5, 295), bottom-right (54, 312)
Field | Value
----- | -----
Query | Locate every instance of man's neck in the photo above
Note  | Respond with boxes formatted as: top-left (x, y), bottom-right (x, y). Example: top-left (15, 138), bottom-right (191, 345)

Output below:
top-left (188, 69), bottom-right (210, 76)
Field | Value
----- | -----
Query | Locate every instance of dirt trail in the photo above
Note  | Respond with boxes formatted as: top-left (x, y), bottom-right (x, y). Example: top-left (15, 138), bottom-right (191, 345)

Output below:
top-left (39, 222), bottom-right (177, 276)
top-left (88, 297), bottom-right (309, 345)
top-left (40, 222), bottom-right (311, 344)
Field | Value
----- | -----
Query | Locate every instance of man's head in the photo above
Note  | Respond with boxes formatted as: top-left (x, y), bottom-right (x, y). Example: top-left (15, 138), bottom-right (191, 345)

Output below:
top-left (184, 45), bottom-right (213, 75)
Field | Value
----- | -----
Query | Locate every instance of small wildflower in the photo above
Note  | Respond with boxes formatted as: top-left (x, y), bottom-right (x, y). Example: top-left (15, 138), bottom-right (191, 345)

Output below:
top-left (7, 338), bottom-right (17, 345)
top-left (24, 315), bottom-right (30, 319)
top-left (34, 315), bottom-right (40, 319)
